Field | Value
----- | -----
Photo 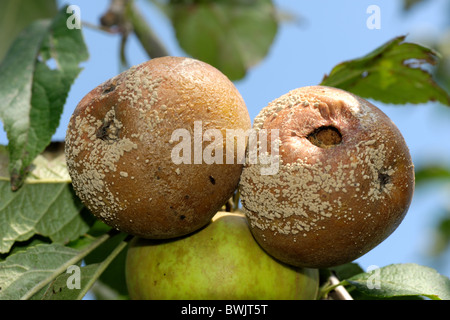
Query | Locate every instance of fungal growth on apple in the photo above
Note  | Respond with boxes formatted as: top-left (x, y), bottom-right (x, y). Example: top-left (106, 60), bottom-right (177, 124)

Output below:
top-left (239, 85), bottom-right (415, 269)
top-left (65, 56), bottom-right (251, 239)
top-left (125, 211), bottom-right (319, 300)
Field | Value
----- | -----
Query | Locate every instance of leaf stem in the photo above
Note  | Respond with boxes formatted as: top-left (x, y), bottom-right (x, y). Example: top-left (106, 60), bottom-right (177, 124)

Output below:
top-left (318, 275), bottom-right (352, 300)
top-left (125, 0), bottom-right (169, 58)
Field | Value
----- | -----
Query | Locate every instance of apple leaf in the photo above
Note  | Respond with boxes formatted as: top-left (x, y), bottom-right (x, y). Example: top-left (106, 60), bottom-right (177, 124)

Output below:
top-left (0, 243), bottom-right (81, 300)
top-left (40, 263), bottom-right (100, 300)
top-left (0, 145), bottom-right (91, 254)
top-left (0, 6), bottom-right (88, 190)
top-left (83, 229), bottom-right (130, 299)
top-left (414, 165), bottom-right (450, 185)
top-left (402, 0), bottom-right (426, 11)
top-left (0, 0), bottom-right (57, 61)
top-left (321, 35), bottom-right (450, 106)
top-left (0, 232), bottom-right (116, 300)
top-left (346, 263), bottom-right (450, 300)
top-left (331, 262), bottom-right (365, 280)
top-left (41, 233), bottom-right (128, 300)
top-left (166, 0), bottom-right (278, 80)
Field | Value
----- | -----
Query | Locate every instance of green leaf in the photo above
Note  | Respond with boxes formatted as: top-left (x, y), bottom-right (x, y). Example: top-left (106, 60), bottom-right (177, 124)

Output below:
top-left (0, 6), bottom-right (89, 190)
top-left (0, 233), bottom-right (112, 300)
top-left (40, 263), bottom-right (95, 300)
top-left (431, 212), bottom-right (450, 256)
top-left (346, 263), bottom-right (450, 300)
top-left (414, 165), bottom-right (450, 185)
top-left (402, 0), bottom-right (426, 11)
top-left (0, 181), bottom-right (91, 254)
top-left (167, 0), bottom-right (278, 80)
top-left (41, 233), bottom-right (128, 300)
top-left (0, 20), bottom-right (50, 187)
top-left (0, 0), bottom-right (57, 61)
top-left (0, 145), bottom-right (91, 254)
top-left (0, 243), bottom-right (80, 300)
top-left (331, 262), bottom-right (365, 280)
top-left (321, 35), bottom-right (450, 106)
top-left (84, 232), bottom-right (130, 299)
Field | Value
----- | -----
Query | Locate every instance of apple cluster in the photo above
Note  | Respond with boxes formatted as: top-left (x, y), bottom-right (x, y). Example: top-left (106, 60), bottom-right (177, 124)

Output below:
top-left (65, 57), bottom-right (414, 299)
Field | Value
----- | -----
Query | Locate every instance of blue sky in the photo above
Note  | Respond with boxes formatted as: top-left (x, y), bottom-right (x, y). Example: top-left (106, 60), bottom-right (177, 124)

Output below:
top-left (1, 0), bottom-right (450, 278)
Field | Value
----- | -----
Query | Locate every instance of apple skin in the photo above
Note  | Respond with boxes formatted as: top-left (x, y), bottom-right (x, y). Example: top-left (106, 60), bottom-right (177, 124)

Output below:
top-left (239, 85), bottom-right (415, 269)
top-left (125, 212), bottom-right (319, 300)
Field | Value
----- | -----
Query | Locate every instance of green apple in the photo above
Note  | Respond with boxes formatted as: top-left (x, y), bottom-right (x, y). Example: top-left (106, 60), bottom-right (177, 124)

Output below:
top-left (125, 211), bottom-right (319, 300)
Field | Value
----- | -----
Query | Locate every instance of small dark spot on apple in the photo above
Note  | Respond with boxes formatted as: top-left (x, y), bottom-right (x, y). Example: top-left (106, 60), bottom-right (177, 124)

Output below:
top-left (185, 195), bottom-right (189, 200)
top-left (102, 82), bottom-right (116, 94)
top-left (180, 215), bottom-right (185, 220)
top-left (290, 130), bottom-right (300, 137)
top-left (209, 176), bottom-right (216, 185)
top-left (170, 206), bottom-right (179, 216)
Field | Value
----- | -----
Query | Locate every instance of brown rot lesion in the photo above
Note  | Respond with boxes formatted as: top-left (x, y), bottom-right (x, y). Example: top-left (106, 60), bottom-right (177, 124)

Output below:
top-left (96, 119), bottom-right (120, 143)
top-left (377, 171), bottom-right (392, 192)
top-left (96, 107), bottom-right (123, 143)
top-left (378, 171), bottom-right (390, 186)
top-left (101, 79), bottom-right (118, 95)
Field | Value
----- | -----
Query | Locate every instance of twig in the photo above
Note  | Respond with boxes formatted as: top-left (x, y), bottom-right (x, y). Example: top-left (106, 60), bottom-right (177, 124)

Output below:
top-left (99, 0), bottom-right (169, 61)
top-left (125, 0), bottom-right (169, 58)
top-left (327, 274), bottom-right (354, 300)
top-left (81, 21), bottom-right (120, 34)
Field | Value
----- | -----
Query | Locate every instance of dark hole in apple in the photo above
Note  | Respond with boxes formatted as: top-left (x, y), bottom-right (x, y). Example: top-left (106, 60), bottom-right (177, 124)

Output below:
top-left (102, 82), bottom-right (116, 94)
top-left (378, 172), bottom-right (390, 188)
top-left (96, 120), bottom-right (119, 142)
top-left (307, 126), bottom-right (342, 148)
top-left (209, 176), bottom-right (216, 185)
